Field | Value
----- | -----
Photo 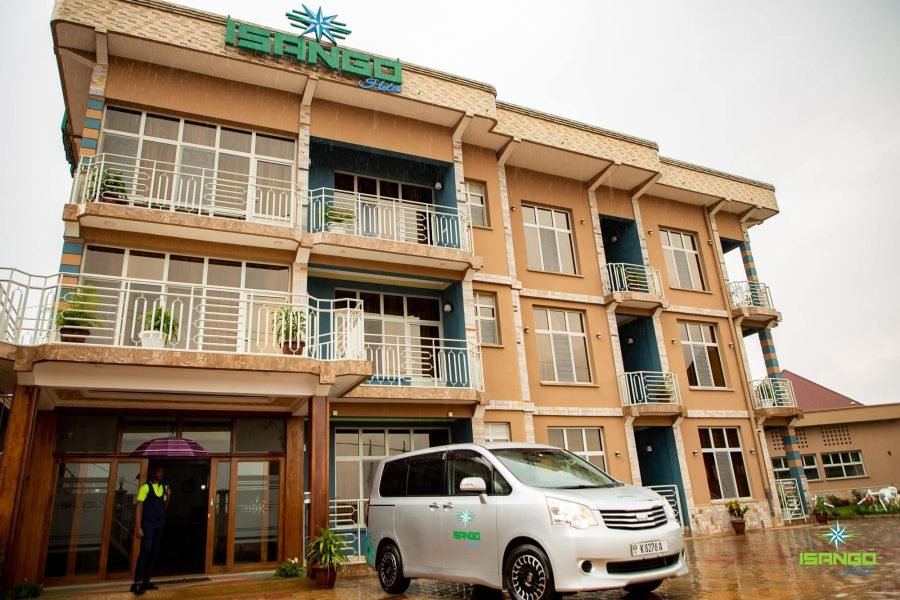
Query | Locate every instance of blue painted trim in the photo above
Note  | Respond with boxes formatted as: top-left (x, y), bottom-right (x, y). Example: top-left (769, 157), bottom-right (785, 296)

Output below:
top-left (308, 262), bottom-right (457, 284)
top-left (62, 241), bottom-right (84, 255)
top-left (84, 117), bottom-right (101, 130)
top-left (785, 451), bottom-right (801, 461)
top-left (87, 98), bottom-right (105, 110)
top-left (58, 264), bottom-right (80, 274)
top-left (80, 138), bottom-right (98, 149)
top-left (782, 435), bottom-right (797, 445)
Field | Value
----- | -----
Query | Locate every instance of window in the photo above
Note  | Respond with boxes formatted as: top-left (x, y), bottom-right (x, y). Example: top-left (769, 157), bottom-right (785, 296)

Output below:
top-left (448, 450), bottom-right (511, 495)
top-left (522, 205), bottom-right (577, 274)
top-left (821, 451), bottom-right (866, 479)
top-left (771, 456), bottom-right (791, 480)
top-left (661, 229), bottom-right (706, 290)
top-left (699, 427), bottom-right (751, 499)
top-left (332, 172), bottom-right (435, 244)
top-left (802, 454), bottom-right (820, 481)
top-left (379, 460), bottom-right (408, 497)
top-left (679, 322), bottom-right (727, 388)
top-left (475, 292), bottom-right (499, 345)
top-left (534, 308), bottom-right (591, 383)
top-left (548, 427), bottom-right (606, 470)
top-left (465, 181), bottom-right (488, 227)
top-left (407, 453), bottom-right (446, 496)
top-left (484, 422), bottom-right (511, 443)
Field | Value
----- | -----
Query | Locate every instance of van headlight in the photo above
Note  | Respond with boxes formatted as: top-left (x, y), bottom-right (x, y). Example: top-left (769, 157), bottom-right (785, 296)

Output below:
top-left (662, 501), bottom-right (676, 521)
top-left (546, 497), bottom-right (598, 529)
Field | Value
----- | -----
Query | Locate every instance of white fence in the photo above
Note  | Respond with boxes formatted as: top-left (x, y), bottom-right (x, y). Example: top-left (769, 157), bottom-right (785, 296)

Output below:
top-left (619, 371), bottom-right (681, 405)
top-left (750, 378), bottom-right (797, 409)
top-left (0, 268), bottom-right (363, 360)
top-left (728, 280), bottom-right (774, 310)
top-left (306, 188), bottom-right (472, 251)
top-left (775, 479), bottom-right (806, 521)
top-left (602, 263), bottom-right (663, 297)
top-left (364, 335), bottom-right (483, 390)
top-left (645, 484), bottom-right (686, 528)
top-left (71, 153), bottom-right (296, 227)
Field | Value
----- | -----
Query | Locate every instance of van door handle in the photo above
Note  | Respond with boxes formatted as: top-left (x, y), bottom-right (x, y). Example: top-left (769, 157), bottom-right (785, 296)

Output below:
top-left (429, 502), bottom-right (441, 510)
top-left (442, 502), bottom-right (454, 510)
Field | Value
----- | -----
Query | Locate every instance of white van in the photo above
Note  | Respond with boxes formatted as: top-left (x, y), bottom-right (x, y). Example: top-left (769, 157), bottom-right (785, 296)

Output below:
top-left (366, 443), bottom-right (687, 600)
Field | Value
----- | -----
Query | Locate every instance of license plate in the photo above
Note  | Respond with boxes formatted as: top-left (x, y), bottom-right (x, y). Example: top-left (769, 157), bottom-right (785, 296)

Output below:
top-left (631, 540), bottom-right (668, 556)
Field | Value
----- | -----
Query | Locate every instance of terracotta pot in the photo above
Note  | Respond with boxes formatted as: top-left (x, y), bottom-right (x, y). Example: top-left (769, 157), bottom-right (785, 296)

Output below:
top-left (312, 565), bottom-right (337, 589)
top-left (814, 512), bottom-right (828, 524)
top-left (731, 519), bottom-right (746, 535)
top-left (59, 326), bottom-right (90, 343)
top-left (282, 340), bottom-right (306, 356)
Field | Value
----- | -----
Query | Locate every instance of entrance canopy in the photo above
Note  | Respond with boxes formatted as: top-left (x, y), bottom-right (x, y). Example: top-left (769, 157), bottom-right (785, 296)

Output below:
top-left (131, 436), bottom-right (208, 457)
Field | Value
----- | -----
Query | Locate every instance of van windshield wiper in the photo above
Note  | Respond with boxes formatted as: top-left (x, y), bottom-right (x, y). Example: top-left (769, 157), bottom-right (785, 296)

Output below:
top-left (556, 484), bottom-right (602, 489)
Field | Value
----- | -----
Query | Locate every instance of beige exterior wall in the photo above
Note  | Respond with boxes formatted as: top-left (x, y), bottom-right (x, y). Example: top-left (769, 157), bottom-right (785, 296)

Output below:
top-left (463, 144), bottom-right (508, 277)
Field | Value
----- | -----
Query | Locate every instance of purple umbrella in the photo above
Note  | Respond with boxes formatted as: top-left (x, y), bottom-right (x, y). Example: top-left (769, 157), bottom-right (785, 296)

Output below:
top-left (131, 436), bottom-right (208, 457)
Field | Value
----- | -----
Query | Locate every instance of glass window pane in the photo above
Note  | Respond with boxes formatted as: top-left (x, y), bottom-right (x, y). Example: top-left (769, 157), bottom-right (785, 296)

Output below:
top-left (220, 127), bottom-right (252, 153)
top-left (359, 292), bottom-right (380, 314)
top-left (388, 431), bottom-right (411, 455)
top-left (212, 461), bottom-right (231, 566)
top-left (682, 345), bottom-right (698, 386)
top-left (572, 337), bottom-right (591, 382)
top-left (83, 246), bottom-right (125, 276)
top-left (711, 428), bottom-right (726, 449)
top-left (104, 107), bottom-right (142, 133)
top-left (255, 134), bottom-right (295, 160)
top-left (407, 454), bottom-right (445, 496)
top-left (707, 346), bottom-right (726, 387)
top-left (548, 428), bottom-right (564, 448)
top-left (121, 419), bottom-right (177, 453)
top-left (235, 418), bottom-right (285, 453)
top-left (524, 227), bottom-right (542, 270)
top-left (167, 255), bottom-right (204, 284)
top-left (334, 172), bottom-right (354, 191)
top-left (412, 429), bottom-right (448, 450)
top-left (536, 208), bottom-right (553, 227)
top-left (379, 180), bottom-right (399, 199)
top-left (206, 259), bottom-right (242, 288)
top-left (553, 211), bottom-right (570, 230)
top-left (522, 205), bottom-right (536, 225)
top-left (566, 312), bottom-right (584, 333)
top-left (100, 133), bottom-right (139, 158)
top-left (479, 320), bottom-right (499, 345)
top-left (558, 232), bottom-right (576, 274)
top-left (144, 114), bottom-right (179, 140)
top-left (335, 461), bottom-right (360, 499)
top-left (702, 453), bottom-right (722, 500)
top-left (379, 460), bottom-right (407, 496)
top-left (670, 232), bottom-right (684, 250)
top-left (245, 263), bottom-right (290, 292)
top-left (565, 429), bottom-right (585, 453)
top-left (361, 431), bottom-right (386, 457)
top-left (585, 428), bottom-right (602, 451)
top-left (539, 228), bottom-right (560, 271)
top-left (234, 461), bottom-right (279, 564)
top-left (183, 418), bottom-right (232, 453)
top-left (126, 250), bottom-right (165, 281)
top-left (537, 333), bottom-right (555, 381)
top-left (725, 428), bottom-right (740, 448)
top-left (471, 205), bottom-right (487, 228)
top-left (549, 310), bottom-right (566, 331)
top-left (698, 428), bottom-right (712, 449)
top-left (182, 121), bottom-right (216, 146)
top-left (406, 297), bottom-right (440, 321)
top-left (106, 462), bottom-right (142, 574)
top-left (335, 431), bottom-right (359, 457)
top-left (55, 414), bottom-right (118, 453)
top-left (533, 308), bottom-right (549, 330)
top-left (381, 294), bottom-right (404, 317)
top-left (731, 452), bottom-right (751, 497)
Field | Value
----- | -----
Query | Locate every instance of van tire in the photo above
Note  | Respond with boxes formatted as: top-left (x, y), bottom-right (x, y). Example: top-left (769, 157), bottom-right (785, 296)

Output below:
top-left (624, 579), bottom-right (663, 596)
top-left (504, 544), bottom-right (561, 600)
top-left (376, 543), bottom-right (410, 594)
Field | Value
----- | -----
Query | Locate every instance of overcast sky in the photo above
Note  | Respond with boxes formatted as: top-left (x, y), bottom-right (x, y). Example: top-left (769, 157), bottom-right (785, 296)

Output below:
top-left (1, 0), bottom-right (898, 404)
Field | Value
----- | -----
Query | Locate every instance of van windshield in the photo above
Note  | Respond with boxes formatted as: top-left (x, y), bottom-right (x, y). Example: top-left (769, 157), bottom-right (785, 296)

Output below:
top-left (491, 448), bottom-right (619, 489)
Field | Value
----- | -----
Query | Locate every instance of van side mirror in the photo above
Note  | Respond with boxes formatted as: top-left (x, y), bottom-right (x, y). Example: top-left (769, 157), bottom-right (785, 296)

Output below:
top-left (459, 476), bottom-right (487, 493)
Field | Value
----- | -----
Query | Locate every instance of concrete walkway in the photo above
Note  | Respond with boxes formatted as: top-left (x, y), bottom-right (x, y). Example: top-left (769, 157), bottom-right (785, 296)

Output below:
top-left (44, 518), bottom-right (900, 599)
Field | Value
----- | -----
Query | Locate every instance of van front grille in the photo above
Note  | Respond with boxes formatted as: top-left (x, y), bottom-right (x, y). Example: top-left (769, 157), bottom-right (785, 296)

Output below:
top-left (600, 505), bottom-right (668, 530)
top-left (606, 553), bottom-right (679, 574)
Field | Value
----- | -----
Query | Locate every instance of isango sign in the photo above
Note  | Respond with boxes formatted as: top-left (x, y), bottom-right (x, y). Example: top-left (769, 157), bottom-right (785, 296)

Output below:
top-left (224, 12), bottom-right (403, 88)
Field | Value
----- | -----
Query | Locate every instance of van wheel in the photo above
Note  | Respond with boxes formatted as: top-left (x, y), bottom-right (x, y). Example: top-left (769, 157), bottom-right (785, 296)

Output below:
top-left (376, 543), bottom-right (410, 594)
top-left (504, 544), bottom-right (561, 600)
top-left (624, 579), bottom-right (663, 596)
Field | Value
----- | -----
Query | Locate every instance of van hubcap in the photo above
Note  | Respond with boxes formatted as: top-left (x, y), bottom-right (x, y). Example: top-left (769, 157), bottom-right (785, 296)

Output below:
top-left (379, 551), bottom-right (397, 586)
top-left (511, 554), bottom-right (546, 600)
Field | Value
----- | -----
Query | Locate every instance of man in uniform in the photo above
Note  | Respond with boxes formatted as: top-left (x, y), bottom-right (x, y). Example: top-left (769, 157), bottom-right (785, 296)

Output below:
top-left (131, 466), bottom-right (170, 595)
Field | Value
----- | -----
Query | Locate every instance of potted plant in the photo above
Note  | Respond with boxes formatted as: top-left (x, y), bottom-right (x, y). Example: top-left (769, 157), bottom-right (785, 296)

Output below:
top-left (306, 527), bottom-right (349, 589)
top-left (324, 204), bottom-right (355, 233)
top-left (813, 496), bottom-right (829, 524)
top-left (55, 287), bottom-right (101, 343)
top-left (85, 166), bottom-right (128, 203)
top-left (274, 306), bottom-right (306, 355)
top-left (140, 307), bottom-right (179, 348)
top-left (650, 378), bottom-right (676, 402)
top-left (275, 556), bottom-right (304, 578)
top-left (726, 499), bottom-right (750, 534)
top-left (755, 382), bottom-right (776, 408)
top-left (624, 267), bottom-right (646, 293)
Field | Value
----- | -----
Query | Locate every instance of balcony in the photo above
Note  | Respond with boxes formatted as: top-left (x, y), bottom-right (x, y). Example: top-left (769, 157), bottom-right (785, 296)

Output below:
top-left (728, 281), bottom-right (780, 332)
top-left (750, 378), bottom-right (800, 418)
top-left (304, 188), bottom-right (479, 272)
top-left (0, 268), bottom-right (371, 405)
top-left (602, 263), bottom-right (666, 309)
top-left (68, 154), bottom-right (300, 250)
top-left (618, 371), bottom-right (684, 417)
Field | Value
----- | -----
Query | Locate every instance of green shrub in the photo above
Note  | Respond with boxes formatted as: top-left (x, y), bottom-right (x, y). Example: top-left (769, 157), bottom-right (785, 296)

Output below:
top-left (9, 581), bottom-right (43, 599)
top-left (275, 557), bottom-right (304, 578)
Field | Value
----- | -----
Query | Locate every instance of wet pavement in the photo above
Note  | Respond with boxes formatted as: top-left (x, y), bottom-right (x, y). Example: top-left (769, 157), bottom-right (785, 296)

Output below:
top-left (47, 517), bottom-right (900, 599)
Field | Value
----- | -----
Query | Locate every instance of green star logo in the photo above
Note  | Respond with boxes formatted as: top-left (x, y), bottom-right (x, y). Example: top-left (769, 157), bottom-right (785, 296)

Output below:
top-left (457, 509), bottom-right (475, 528)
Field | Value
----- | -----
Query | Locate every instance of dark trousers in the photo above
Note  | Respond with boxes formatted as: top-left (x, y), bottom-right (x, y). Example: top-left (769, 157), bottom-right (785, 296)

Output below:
top-left (134, 522), bottom-right (163, 585)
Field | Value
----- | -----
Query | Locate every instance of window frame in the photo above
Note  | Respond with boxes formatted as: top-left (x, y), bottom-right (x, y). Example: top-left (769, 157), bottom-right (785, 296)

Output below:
top-left (771, 456), bottom-right (791, 480)
top-left (533, 307), bottom-right (592, 384)
top-left (679, 321), bottom-right (728, 389)
top-left (547, 427), bottom-right (606, 471)
top-left (483, 422), bottom-right (511, 443)
top-left (821, 450), bottom-right (866, 480)
top-left (474, 292), bottom-right (500, 346)
top-left (699, 427), bottom-right (752, 500)
top-left (333, 171), bottom-right (434, 204)
top-left (464, 180), bottom-right (489, 228)
top-left (660, 228), bottom-right (707, 291)
top-left (802, 454), bottom-right (821, 481)
top-left (521, 203), bottom-right (579, 275)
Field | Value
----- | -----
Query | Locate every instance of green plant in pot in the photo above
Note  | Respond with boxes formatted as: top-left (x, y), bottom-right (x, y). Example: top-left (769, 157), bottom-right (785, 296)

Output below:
top-left (55, 287), bottom-right (102, 343)
top-left (324, 203), bottom-right (355, 232)
top-left (306, 527), bottom-right (350, 589)
top-left (755, 382), bottom-right (776, 408)
top-left (141, 307), bottom-right (179, 348)
top-left (813, 496), bottom-right (830, 524)
top-left (726, 499), bottom-right (750, 535)
top-left (274, 306), bottom-right (306, 355)
top-left (85, 166), bottom-right (128, 203)
top-left (650, 377), bottom-right (676, 402)
top-left (624, 267), bottom-right (647, 292)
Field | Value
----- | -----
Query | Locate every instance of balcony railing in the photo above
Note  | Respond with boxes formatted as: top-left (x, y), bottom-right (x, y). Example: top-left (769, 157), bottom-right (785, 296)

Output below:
top-left (363, 335), bottom-right (483, 390)
top-left (602, 263), bottom-right (663, 297)
top-left (0, 268), bottom-right (363, 361)
top-left (750, 378), bottom-right (797, 409)
top-left (71, 153), bottom-right (296, 227)
top-left (305, 188), bottom-right (472, 251)
top-left (618, 371), bottom-right (682, 405)
top-left (728, 281), bottom-right (775, 310)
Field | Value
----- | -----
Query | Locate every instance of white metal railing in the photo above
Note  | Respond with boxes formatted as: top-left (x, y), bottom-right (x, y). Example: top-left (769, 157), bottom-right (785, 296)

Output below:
top-left (618, 371), bottom-right (681, 405)
top-left (0, 268), bottom-right (363, 360)
top-left (71, 153), bottom-right (296, 227)
top-left (364, 335), bottom-right (483, 390)
top-left (602, 263), bottom-right (663, 297)
top-left (305, 187), bottom-right (473, 252)
top-left (330, 497), bottom-right (369, 563)
top-left (645, 485), bottom-right (685, 528)
top-left (775, 479), bottom-right (806, 521)
top-left (750, 377), bottom-right (797, 409)
top-left (728, 280), bottom-right (774, 310)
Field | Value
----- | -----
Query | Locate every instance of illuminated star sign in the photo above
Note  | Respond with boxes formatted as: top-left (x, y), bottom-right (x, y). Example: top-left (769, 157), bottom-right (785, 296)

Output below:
top-left (457, 509), bottom-right (475, 528)
top-left (286, 5), bottom-right (352, 45)
top-left (819, 520), bottom-right (856, 552)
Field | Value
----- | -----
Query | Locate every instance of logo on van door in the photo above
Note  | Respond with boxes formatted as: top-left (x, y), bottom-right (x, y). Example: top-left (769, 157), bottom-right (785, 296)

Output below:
top-left (452, 509), bottom-right (481, 547)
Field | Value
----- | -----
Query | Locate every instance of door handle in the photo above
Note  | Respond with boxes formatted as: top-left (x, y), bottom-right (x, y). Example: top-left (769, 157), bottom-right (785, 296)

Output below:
top-left (429, 502), bottom-right (440, 510)
top-left (442, 502), bottom-right (454, 510)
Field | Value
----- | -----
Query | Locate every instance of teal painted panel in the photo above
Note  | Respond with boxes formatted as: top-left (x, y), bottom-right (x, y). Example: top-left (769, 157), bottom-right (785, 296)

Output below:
top-left (80, 138), bottom-right (98, 149)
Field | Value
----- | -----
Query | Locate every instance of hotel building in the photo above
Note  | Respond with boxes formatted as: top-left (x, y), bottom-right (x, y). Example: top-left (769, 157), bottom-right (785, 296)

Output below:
top-left (0, 0), bottom-right (808, 586)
